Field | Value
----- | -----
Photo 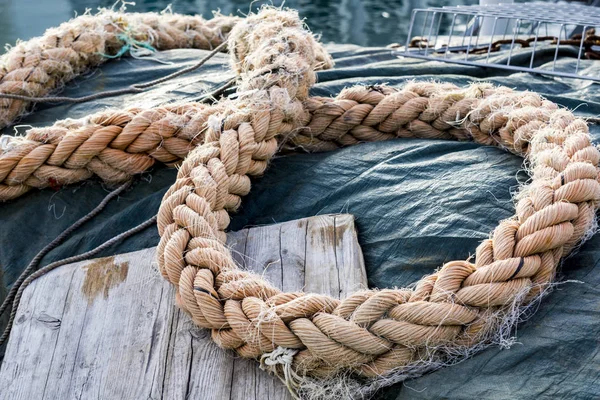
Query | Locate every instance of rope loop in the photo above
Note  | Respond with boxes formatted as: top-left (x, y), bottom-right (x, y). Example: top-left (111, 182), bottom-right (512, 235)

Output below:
top-left (153, 8), bottom-right (600, 383)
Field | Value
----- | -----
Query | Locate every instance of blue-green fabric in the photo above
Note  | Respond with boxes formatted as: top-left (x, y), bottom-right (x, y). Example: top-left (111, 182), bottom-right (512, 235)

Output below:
top-left (1, 45), bottom-right (599, 399)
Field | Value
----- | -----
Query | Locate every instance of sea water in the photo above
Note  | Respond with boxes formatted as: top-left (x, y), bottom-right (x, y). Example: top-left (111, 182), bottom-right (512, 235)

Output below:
top-left (0, 0), bottom-right (478, 47)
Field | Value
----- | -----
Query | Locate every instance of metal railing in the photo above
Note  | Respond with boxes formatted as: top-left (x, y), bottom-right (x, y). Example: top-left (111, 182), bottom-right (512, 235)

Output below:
top-left (400, 2), bottom-right (600, 82)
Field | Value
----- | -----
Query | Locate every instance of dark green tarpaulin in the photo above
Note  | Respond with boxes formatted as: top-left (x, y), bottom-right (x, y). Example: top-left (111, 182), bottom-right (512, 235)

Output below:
top-left (0, 44), bottom-right (599, 399)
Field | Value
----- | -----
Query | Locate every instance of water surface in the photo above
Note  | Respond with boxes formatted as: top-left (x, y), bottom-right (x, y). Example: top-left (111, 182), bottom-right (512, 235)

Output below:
top-left (0, 0), bottom-right (477, 47)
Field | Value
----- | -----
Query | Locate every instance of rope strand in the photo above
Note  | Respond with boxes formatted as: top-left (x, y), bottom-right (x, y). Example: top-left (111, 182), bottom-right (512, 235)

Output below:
top-left (0, 10), bottom-right (245, 128)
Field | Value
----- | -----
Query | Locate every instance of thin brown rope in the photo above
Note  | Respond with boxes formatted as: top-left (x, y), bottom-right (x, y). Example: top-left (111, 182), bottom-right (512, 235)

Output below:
top-left (0, 180), bottom-right (131, 319)
top-left (0, 214), bottom-right (157, 346)
top-left (0, 7), bottom-right (598, 398)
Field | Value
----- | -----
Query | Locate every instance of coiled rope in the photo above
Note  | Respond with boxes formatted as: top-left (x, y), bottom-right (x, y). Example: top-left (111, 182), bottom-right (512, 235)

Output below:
top-left (0, 9), bottom-right (237, 128)
top-left (0, 7), bottom-right (599, 398)
top-left (0, 7), bottom-right (332, 129)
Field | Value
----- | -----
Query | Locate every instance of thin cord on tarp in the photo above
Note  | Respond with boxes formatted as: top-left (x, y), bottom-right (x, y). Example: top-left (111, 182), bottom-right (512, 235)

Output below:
top-left (0, 181), bottom-right (132, 319)
top-left (0, 194), bottom-right (157, 346)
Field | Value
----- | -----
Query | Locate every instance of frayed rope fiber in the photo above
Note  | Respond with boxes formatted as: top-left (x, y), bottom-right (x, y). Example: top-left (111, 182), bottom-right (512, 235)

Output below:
top-left (1, 7), bottom-right (600, 400)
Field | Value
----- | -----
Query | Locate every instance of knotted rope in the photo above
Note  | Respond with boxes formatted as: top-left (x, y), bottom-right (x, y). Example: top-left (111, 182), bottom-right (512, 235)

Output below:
top-left (0, 7), bottom-right (599, 398)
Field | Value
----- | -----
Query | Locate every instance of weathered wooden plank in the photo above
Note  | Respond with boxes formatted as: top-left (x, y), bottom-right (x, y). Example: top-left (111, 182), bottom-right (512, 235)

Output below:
top-left (280, 218), bottom-right (308, 293)
top-left (229, 218), bottom-right (310, 400)
top-left (0, 214), bottom-right (367, 400)
top-left (334, 214), bottom-right (368, 297)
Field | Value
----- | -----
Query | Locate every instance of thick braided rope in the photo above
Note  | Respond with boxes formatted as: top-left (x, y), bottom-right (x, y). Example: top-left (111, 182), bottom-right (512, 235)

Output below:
top-left (0, 103), bottom-right (227, 199)
top-left (153, 12), bottom-right (600, 381)
top-left (0, 84), bottom-right (593, 201)
top-left (0, 10), bottom-right (334, 200)
top-left (0, 10), bottom-right (244, 128)
top-left (1, 8), bottom-right (599, 384)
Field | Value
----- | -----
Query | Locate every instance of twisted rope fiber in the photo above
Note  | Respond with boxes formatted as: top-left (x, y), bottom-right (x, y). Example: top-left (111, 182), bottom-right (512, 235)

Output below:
top-left (2, 82), bottom-right (598, 202)
top-left (0, 40), bottom-right (229, 105)
top-left (0, 8), bottom-right (333, 200)
top-left (0, 6), bottom-right (331, 129)
top-left (0, 7), bottom-right (599, 397)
